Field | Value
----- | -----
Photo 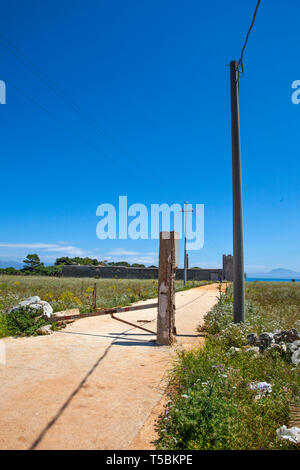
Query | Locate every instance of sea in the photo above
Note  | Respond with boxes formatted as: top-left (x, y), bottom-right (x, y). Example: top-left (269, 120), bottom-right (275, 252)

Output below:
top-left (246, 278), bottom-right (300, 283)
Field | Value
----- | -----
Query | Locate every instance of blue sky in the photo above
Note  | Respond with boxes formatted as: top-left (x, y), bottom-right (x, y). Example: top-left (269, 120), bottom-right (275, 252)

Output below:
top-left (0, 0), bottom-right (299, 273)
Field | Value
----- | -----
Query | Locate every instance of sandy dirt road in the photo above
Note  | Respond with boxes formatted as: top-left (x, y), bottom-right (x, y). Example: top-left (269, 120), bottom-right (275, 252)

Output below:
top-left (0, 283), bottom-right (221, 450)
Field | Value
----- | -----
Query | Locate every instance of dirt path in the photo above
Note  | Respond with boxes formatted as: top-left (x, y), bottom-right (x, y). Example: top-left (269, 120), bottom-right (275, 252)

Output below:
top-left (0, 283), bottom-right (221, 450)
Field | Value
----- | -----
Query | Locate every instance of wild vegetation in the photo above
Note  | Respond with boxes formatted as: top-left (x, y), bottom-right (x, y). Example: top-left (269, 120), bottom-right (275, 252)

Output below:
top-left (1, 306), bottom-right (51, 337)
top-left (0, 253), bottom-right (204, 276)
top-left (0, 275), bottom-right (208, 338)
top-left (156, 282), bottom-right (300, 450)
top-left (0, 253), bottom-right (154, 277)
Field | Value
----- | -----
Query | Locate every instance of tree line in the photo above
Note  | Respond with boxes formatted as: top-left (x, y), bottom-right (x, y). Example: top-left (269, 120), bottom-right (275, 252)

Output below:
top-left (0, 254), bottom-right (150, 276)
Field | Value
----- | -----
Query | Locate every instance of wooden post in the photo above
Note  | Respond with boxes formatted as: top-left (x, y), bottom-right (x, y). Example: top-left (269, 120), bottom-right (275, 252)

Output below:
top-left (157, 231), bottom-right (179, 345)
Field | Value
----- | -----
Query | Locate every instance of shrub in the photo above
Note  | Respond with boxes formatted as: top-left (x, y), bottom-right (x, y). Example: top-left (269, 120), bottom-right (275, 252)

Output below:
top-left (2, 306), bottom-right (50, 337)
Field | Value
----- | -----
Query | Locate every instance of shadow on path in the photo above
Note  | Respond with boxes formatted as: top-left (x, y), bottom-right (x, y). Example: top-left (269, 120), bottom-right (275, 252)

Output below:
top-left (56, 330), bottom-right (153, 342)
top-left (29, 324), bottom-right (152, 450)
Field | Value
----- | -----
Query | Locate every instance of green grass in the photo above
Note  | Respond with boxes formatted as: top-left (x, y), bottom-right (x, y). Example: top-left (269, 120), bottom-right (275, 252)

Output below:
top-left (156, 282), bottom-right (300, 450)
top-left (0, 306), bottom-right (50, 337)
top-left (0, 275), bottom-right (210, 337)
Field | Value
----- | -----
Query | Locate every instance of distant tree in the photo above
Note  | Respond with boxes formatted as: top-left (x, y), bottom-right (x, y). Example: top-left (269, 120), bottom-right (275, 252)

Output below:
top-left (23, 254), bottom-right (43, 273)
top-left (148, 265), bottom-right (158, 268)
top-left (54, 256), bottom-right (100, 266)
top-left (0, 267), bottom-right (19, 275)
top-left (54, 257), bottom-right (74, 266)
top-left (131, 263), bottom-right (146, 268)
top-left (41, 265), bottom-right (62, 277)
top-left (72, 257), bottom-right (86, 265)
top-left (71, 257), bottom-right (99, 265)
top-left (107, 261), bottom-right (131, 267)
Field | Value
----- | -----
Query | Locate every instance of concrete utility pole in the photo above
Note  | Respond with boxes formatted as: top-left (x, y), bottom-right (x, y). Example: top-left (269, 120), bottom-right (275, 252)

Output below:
top-left (180, 202), bottom-right (193, 285)
top-left (157, 231), bottom-right (179, 345)
top-left (230, 60), bottom-right (245, 323)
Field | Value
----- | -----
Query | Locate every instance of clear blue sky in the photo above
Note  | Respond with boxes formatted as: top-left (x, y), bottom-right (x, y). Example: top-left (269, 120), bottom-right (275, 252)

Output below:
top-left (0, 0), bottom-right (299, 273)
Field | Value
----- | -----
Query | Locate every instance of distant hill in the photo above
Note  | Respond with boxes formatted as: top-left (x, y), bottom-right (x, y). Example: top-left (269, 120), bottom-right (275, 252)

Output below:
top-left (0, 261), bottom-right (23, 269)
top-left (249, 268), bottom-right (300, 279)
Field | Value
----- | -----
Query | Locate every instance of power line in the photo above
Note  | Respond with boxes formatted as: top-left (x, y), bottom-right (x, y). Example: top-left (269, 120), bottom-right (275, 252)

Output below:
top-left (4, 76), bottom-right (124, 169)
top-left (0, 31), bottom-right (140, 167)
top-left (238, 0), bottom-right (261, 74)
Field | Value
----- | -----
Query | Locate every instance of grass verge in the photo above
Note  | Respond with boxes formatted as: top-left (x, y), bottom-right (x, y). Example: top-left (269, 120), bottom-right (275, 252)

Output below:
top-left (156, 282), bottom-right (300, 450)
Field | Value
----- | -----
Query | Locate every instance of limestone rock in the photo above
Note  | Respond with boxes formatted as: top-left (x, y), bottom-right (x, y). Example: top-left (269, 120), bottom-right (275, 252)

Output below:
top-left (273, 329), bottom-right (287, 344)
top-left (39, 301), bottom-right (53, 318)
top-left (19, 296), bottom-right (41, 307)
top-left (36, 325), bottom-right (53, 336)
top-left (227, 347), bottom-right (241, 355)
top-left (287, 340), bottom-right (300, 354)
top-left (276, 425), bottom-right (300, 444)
top-left (286, 329), bottom-right (300, 342)
top-left (269, 343), bottom-right (287, 354)
top-left (244, 346), bottom-right (260, 357)
top-left (291, 350), bottom-right (300, 366)
top-left (247, 333), bottom-right (259, 345)
top-left (8, 296), bottom-right (53, 318)
top-left (259, 332), bottom-right (275, 349)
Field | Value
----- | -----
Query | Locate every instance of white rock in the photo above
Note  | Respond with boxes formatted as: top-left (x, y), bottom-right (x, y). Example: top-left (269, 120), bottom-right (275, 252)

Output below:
top-left (28, 303), bottom-right (43, 311)
top-left (259, 332), bottom-right (275, 348)
top-left (8, 296), bottom-right (41, 313)
top-left (287, 340), bottom-right (300, 353)
top-left (8, 296), bottom-right (52, 318)
top-left (276, 425), bottom-right (300, 444)
top-left (40, 301), bottom-right (53, 318)
top-left (291, 350), bottom-right (300, 367)
top-left (36, 325), bottom-right (53, 336)
top-left (228, 347), bottom-right (241, 355)
top-left (244, 346), bottom-right (260, 356)
top-left (18, 296), bottom-right (41, 307)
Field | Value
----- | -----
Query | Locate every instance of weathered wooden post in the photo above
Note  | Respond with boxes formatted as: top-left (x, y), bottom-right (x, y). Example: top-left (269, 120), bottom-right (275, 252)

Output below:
top-left (157, 231), bottom-right (179, 345)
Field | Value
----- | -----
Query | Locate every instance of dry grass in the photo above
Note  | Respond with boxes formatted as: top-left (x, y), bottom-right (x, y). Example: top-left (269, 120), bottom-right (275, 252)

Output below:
top-left (0, 275), bottom-right (209, 337)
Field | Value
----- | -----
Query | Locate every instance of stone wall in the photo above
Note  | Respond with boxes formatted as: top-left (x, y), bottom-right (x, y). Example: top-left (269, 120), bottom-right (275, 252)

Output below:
top-left (222, 254), bottom-right (234, 281)
top-left (62, 265), bottom-right (159, 279)
top-left (62, 264), bottom-right (223, 281)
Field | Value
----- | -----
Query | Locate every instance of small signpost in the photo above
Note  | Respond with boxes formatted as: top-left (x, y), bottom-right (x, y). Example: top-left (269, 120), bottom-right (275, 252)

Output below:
top-left (157, 231), bottom-right (179, 345)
